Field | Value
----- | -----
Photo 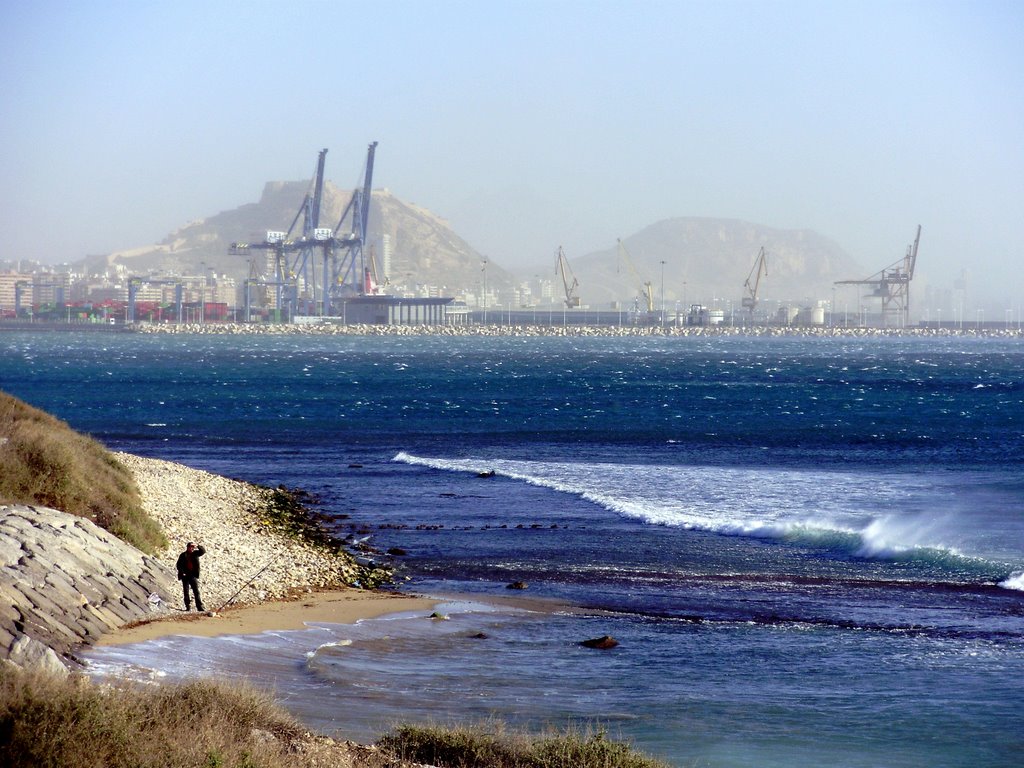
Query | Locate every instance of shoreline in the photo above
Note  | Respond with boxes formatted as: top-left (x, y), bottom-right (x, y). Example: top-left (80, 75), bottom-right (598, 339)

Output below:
top-left (94, 587), bottom-right (439, 646)
top-left (94, 584), bottom-right (585, 647)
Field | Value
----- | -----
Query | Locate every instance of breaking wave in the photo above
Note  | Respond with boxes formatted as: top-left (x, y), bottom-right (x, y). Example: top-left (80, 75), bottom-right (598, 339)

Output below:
top-left (393, 451), bottom-right (1018, 582)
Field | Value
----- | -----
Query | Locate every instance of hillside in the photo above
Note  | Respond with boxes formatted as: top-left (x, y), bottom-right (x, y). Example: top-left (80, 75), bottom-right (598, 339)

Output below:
top-left (563, 217), bottom-right (865, 312)
top-left (76, 179), bottom-right (862, 310)
top-left (0, 391), bottom-right (164, 554)
top-left (80, 182), bottom-right (512, 295)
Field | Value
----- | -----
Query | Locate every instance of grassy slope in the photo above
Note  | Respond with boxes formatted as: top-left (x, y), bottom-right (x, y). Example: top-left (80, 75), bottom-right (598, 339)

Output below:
top-left (0, 667), bottom-right (671, 768)
top-left (0, 390), bottom-right (166, 554)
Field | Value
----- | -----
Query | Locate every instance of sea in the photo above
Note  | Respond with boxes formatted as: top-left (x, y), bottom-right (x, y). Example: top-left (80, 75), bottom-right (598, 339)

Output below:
top-left (2, 330), bottom-right (1022, 768)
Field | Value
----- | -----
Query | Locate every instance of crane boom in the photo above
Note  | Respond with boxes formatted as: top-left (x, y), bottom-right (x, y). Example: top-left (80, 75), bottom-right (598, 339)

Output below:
top-left (835, 225), bottom-right (921, 327)
top-left (742, 246), bottom-right (769, 313)
top-left (555, 246), bottom-right (580, 308)
top-left (617, 238), bottom-right (654, 312)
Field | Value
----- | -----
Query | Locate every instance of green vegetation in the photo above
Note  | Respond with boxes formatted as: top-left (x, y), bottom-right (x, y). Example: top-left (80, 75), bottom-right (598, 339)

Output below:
top-left (254, 486), bottom-right (342, 551)
top-left (253, 485), bottom-right (393, 590)
top-left (379, 722), bottom-right (672, 768)
top-left (0, 391), bottom-right (166, 554)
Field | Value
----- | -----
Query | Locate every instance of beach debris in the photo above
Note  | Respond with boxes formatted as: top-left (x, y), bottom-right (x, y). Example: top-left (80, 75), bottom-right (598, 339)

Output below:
top-left (580, 635), bottom-right (619, 650)
top-left (386, 547), bottom-right (408, 556)
top-left (506, 581), bottom-right (528, 590)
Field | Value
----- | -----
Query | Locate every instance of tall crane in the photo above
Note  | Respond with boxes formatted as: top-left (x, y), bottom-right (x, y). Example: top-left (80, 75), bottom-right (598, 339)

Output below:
top-left (230, 142), bottom-right (379, 319)
top-left (616, 238), bottom-right (654, 314)
top-left (555, 246), bottom-right (580, 308)
top-left (230, 148), bottom-right (329, 317)
top-left (835, 225), bottom-right (921, 327)
top-left (323, 141), bottom-right (378, 313)
top-left (742, 246), bottom-right (769, 315)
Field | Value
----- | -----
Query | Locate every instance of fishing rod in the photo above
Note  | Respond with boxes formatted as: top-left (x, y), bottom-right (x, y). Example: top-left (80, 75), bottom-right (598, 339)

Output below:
top-left (215, 553), bottom-right (282, 613)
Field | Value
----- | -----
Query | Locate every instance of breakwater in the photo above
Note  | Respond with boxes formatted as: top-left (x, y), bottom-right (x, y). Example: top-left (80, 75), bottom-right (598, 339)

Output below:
top-left (0, 504), bottom-right (176, 675)
top-left (129, 322), bottom-right (1023, 338)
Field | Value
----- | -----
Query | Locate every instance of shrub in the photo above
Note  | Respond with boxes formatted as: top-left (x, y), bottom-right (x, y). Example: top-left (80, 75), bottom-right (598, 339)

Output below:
top-left (378, 721), bottom-right (672, 768)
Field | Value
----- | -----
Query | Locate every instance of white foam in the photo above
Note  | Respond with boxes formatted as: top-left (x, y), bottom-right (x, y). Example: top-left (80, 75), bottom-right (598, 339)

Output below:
top-left (392, 452), bottom-right (1020, 568)
top-left (305, 638), bottom-right (352, 659)
top-left (999, 571), bottom-right (1024, 591)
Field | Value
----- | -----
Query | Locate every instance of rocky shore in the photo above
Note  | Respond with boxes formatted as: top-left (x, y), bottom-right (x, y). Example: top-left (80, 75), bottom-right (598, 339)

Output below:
top-left (1, 453), bottom-right (377, 674)
top-left (113, 452), bottom-right (370, 609)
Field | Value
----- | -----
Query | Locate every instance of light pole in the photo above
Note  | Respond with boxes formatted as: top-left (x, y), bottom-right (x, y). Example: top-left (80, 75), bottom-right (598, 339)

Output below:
top-left (481, 259), bottom-right (488, 325)
top-left (660, 260), bottom-right (666, 327)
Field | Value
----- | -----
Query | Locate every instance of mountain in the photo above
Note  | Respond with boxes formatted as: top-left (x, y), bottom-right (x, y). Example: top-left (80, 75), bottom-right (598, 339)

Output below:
top-left (556, 218), bottom-right (866, 311)
top-left (80, 182), bottom-right (511, 293)
top-left (78, 182), bottom-right (861, 310)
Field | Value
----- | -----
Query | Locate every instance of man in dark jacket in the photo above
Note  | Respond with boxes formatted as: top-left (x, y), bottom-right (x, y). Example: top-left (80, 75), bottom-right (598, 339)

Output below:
top-left (175, 542), bottom-right (206, 611)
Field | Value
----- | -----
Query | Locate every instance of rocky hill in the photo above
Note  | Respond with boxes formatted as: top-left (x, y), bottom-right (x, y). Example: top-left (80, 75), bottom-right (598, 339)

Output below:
top-left (80, 182), bottom-right (512, 294)
top-left (77, 180), bottom-right (862, 309)
top-left (563, 217), bottom-right (865, 312)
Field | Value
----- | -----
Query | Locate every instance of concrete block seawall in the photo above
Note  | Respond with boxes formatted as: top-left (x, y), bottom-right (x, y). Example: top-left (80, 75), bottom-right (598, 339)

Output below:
top-left (0, 505), bottom-right (177, 674)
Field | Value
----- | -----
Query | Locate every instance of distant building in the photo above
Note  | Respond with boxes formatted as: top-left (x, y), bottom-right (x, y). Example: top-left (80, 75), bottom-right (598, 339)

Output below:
top-left (341, 295), bottom-right (455, 325)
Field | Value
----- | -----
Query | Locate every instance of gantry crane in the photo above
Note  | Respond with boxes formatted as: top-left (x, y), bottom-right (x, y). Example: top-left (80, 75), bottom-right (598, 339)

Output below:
top-left (555, 246), bottom-right (580, 308)
top-left (835, 225), bottom-right (921, 327)
top-left (742, 246), bottom-right (769, 315)
top-left (323, 141), bottom-right (378, 313)
top-left (230, 148), bottom-right (329, 317)
top-left (230, 142), bottom-right (379, 319)
top-left (616, 238), bottom-right (654, 316)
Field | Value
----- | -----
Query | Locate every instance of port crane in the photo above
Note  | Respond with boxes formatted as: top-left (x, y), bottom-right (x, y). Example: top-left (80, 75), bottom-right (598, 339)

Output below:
top-left (616, 238), bottom-right (654, 316)
top-left (741, 246), bottom-right (769, 315)
top-left (323, 141), bottom-right (378, 312)
top-left (230, 148), bottom-right (330, 317)
top-left (230, 142), bottom-right (379, 319)
top-left (555, 246), bottom-right (580, 308)
top-left (835, 225), bottom-right (921, 328)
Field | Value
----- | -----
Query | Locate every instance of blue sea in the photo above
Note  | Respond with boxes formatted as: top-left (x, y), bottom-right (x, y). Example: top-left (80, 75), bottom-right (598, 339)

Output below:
top-left (2, 330), bottom-right (1023, 767)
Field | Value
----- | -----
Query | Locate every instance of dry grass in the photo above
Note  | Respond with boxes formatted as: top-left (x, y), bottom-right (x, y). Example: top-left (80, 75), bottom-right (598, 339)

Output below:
top-left (378, 721), bottom-right (672, 768)
top-left (0, 667), bottom-right (672, 768)
top-left (0, 390), bottom-right (165, 553)
top-left (0, 666), bottom-right (315, 768)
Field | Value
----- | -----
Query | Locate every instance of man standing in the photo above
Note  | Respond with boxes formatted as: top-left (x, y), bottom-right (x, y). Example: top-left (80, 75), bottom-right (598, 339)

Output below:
top-left (176, 542), bottom-right (206, 612)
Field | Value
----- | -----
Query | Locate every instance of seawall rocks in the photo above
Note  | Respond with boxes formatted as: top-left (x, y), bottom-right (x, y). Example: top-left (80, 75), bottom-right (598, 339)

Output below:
top-left (0, 504), bottom-right (176, 674)
top-left (1, 453), bottom-right (366, 674)
top-left (129, 322), bottom-right (1023, 338)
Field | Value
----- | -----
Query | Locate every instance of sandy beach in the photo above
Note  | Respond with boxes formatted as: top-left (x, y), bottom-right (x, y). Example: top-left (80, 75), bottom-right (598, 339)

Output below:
top-left (76, 452), bottom-right (443, 652)
top-left (96, 588), bottom-right (438, 646)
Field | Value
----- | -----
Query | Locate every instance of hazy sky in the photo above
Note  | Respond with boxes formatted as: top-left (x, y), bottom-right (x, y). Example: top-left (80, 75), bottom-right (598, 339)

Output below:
top-left (2, 0), bottom-right (1021, 313)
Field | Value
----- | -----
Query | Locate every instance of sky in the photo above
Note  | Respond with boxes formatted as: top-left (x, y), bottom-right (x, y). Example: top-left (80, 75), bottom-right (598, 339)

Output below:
top-left (1, 0), bottom-right (1022, 316)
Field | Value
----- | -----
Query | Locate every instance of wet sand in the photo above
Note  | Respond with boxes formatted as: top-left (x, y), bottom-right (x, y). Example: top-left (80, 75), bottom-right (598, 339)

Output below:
top-left (96, 588), bottom-right (438, 645)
